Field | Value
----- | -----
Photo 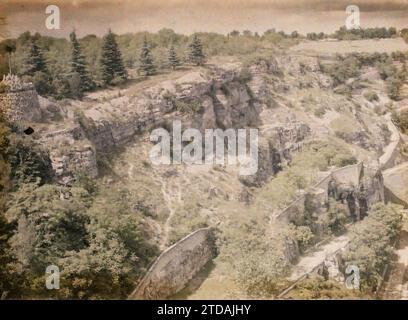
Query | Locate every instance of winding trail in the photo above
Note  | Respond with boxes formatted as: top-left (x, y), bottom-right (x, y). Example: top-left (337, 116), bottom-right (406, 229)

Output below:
top-left (152, 170), bottom-right (183, 249)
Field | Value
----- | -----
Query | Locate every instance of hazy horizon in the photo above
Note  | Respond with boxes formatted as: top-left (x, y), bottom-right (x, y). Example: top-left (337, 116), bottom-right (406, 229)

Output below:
top-left (2, 0), bottom-right (408, 38)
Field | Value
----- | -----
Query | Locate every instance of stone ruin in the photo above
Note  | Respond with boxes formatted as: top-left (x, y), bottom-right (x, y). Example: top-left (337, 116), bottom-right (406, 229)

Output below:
top-left (0, 74), bottom-right (41, 122)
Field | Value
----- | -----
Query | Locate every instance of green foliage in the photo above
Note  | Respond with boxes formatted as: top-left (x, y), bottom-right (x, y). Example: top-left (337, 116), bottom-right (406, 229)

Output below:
top-left (343, 203), bottom-right (403, 291)
top-left (24, 71), bottom-right (53, 96)
top-left (188, 34), bottom-right (205, 66)
top-left (174, 100), bottom-right (202, 115)
top-left (285, 277), bottom-right (370, 299)
top-left (321, 55), bottom-right (361, 86)
top-left (7, 184), bottom-right (91, 271)
top-left (6, 131), bottom-right (52, 189)
top-left (0, 39), bottom-right (16, 74)
top-left (402, 28), bottom-right (408, 44)
top-left (54, 188), bottom-right (158, 299)
top-left (167, 44), bottom-right (180, 70)
top-left (69, 30), bottom-right (94, 93)
top-left (319, 199), bottom-right (348, 235)
top-left (21, 39), bottom-right (47, 76)
top-left (364, 90), bottom-right (379, 102)
top-left (392, 109), bottom-right (408, 134)
top-left (0, 112), bottom-right (23, 299)
top-left (291, 140), bottom-right (357, 171)
top-left (5, 183), bottom-right (158, 299)
top-left (138, 38), bottom-right (156, 76)
top-left (99, 30), bottom-right (128, 85)
top-left (334, 26), bottom-right (397, 40)
top-left (289, 224), bottom-right (315, 252)
top-left (234, 229), bottom-right (291, 297)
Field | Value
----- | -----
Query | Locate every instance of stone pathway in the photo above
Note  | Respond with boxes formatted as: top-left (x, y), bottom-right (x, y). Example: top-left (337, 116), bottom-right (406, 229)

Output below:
top-left (289, 234), bottom-right (350, 281)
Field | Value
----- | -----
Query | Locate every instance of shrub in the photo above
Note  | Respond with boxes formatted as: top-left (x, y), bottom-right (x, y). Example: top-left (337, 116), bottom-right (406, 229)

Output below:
top-left (343, 203), bottom-right (403, 291)
top-left (364, 90), bottom-right (379, 102)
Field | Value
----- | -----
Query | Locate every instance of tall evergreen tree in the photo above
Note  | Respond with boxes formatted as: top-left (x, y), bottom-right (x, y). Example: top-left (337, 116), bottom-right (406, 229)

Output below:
top-left (167, 44), bottom-right (180, 70)
top-left (0, 39), bottom-right (16, 74)
top-left (69, 30), bottom-right (93, 91)
top-left (188, 35), bottom-right (205, 66)
top-left (138, 38), bottom-right (156, 76)
top-left (99, 29), bottom-right (127, 85)
top-left (22, 39), bottom-right (47, 76)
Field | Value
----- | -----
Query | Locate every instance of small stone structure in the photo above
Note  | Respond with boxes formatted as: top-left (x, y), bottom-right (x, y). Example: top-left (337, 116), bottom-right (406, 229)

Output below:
top-left (129, 227), bottom-right (215, 300)
top-left (0, 74), bottom-right (41, 122)
top-left (274, 162), bottom-right (384, 224)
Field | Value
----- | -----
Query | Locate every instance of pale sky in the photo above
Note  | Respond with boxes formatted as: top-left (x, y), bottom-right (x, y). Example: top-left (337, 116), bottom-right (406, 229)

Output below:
top-left (2, 0), bottom-right (408, 37)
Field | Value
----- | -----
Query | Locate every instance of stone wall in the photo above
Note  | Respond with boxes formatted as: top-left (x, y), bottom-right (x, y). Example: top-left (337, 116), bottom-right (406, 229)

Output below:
top-left (274, 162), bottom-right (367, 224)
top-left (379, 117), bottom-right (404, 170)
top-left (129, 227), bottom-right (215, 300)
top-left (0, 75), bottom-right (41, 122)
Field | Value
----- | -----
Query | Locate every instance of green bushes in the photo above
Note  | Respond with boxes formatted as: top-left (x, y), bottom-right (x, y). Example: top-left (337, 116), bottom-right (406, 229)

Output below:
top-left (234, 237), bottom-right (291, 297)
top-left (5, 184), bottom-right (159, 299)
top-left (364, 90), bottom-right (379, 102)
top-left (343, 203), bottom-right (403, 291)
top-left (285, 277), bottom-right (370, 299)
top-left (289, 224), bottom-right (315, 252)
top-left (392, 109), bottom-right (408, 134)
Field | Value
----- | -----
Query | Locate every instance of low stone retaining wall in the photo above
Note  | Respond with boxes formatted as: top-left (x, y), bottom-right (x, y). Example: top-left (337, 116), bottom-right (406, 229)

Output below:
top-left (129, 227), bottom-right (215, 300)
top-left (274, 162), bottom-right (364, 224)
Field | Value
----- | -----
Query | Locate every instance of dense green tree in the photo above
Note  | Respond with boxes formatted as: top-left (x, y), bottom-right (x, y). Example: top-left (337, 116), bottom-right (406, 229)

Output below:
top-left (7, 184), bottom-right (91, 274)
top-left (344, 203), bottom-right (402, 290)
top-left (6, 131), bottom-right (52, 189)
top-left (0, 113), bottom-right (24, 299)
top-left (69, 30), bottom-right (93, 92)
top-left (99, 29), bottom-right (127, 85)
top-left (167, 44), bottom-right (180, 70)
top-left (21, 39), bottom-right (47, 76)
top-left (138, 38), bottom-right (156, 76)
top-left (188, 34), bottom-right (205, 66)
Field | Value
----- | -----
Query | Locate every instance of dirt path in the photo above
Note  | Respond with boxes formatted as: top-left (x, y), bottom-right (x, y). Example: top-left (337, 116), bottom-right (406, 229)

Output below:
top-left (152, 170), bottom-right (183, 249)
top-left (288, 234), bottom-right (350, 281)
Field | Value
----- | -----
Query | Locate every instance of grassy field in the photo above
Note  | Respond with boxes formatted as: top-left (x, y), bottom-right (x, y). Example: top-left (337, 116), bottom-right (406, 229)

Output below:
top-left (291, 38), bottom-right (408, 55)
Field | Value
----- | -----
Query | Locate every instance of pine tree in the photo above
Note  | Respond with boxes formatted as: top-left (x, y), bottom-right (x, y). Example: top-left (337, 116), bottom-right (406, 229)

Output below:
top-left (99, 29), bottom-right (127, 85)
top-left (22, 39), bottom-right (47, 76)
top-left (188, 35), bottom-right (205, 66)
top-left (168, 44), bottom-right (180, 70)
top-left (69, 30), bottom-right (93, 91)
top-left (138, 38), bottom-right (156, 76)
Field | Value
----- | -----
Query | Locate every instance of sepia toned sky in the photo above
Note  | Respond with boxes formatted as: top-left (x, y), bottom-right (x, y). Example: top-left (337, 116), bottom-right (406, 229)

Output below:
top-left (2, 0), bottom-right (408, 38)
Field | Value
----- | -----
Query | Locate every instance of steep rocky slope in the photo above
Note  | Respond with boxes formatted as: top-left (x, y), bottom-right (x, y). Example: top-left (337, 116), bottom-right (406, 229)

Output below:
top-left (5, 49), bottom-right (406, 299)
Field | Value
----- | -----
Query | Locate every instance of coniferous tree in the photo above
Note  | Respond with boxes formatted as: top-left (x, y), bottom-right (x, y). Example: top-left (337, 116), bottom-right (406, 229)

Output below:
top-left (0, 39), bottom-right (16, 74)
top-left (69, 30), bottom-right (93, 91)
top-left (138, 38), bottom-right (156, 76)
top-left (168, 44), bottom-right (180, 70)
top-left (188, 34), bottom-right (205, 66)
top-left (22, 39), bottom-right (47, 76)
top-left (99, 29), bottom-right (127, 85)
